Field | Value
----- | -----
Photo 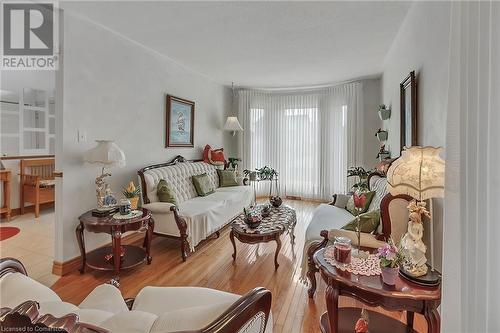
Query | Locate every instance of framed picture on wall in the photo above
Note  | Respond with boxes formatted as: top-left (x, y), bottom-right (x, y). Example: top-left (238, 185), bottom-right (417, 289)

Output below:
top-left (400, 71), bottom-right (417, 150)
top-left (166, 95), bottom-right (195, 148)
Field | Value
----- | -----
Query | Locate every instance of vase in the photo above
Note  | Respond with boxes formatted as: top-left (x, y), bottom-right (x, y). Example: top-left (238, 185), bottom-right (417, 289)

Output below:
top-left (378, 108), bottom-right (391, 120)
top-left (129, 197), bottom-right (139, 210)
top-left (270, 196), bottom-right (282, 207)
top-left (381, 266), bottom-right (399, 285)
top-left (378, 152), bottom-right (391, 161)
top-left (376, 131), bottom-right (388, 142)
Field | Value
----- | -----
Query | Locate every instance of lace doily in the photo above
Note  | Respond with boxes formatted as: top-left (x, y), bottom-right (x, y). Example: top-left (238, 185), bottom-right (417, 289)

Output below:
top-left (324, 246), bottom-right (381, 276)
top-left (112, 210), bottom-right (142, 220)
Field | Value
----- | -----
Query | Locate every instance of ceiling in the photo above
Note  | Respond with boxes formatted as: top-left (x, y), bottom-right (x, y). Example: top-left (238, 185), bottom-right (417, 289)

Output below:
top-left (64, 1), bottom-right (411, 88)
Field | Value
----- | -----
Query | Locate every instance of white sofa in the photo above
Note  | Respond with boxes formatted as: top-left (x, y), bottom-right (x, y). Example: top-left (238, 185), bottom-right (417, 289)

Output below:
top-left (138, 156), bottom-right (253, 261)
top-left (301, 172), bottom-right (413, 297)
top-left (0, 258), bottom-right (273, 333)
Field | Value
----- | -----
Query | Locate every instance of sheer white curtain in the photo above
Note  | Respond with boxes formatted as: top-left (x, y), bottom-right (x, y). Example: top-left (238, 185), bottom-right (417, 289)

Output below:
top-left (442, 1), bottom-right (500, 332)
top-left (238, 82), bottom-right (363, 200)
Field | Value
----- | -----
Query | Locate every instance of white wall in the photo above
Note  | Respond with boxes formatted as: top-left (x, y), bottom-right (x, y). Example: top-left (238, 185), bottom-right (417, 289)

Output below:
top-left (57, 7), bottom-right (232, 261)
top-left (361, 78), bottom-right (382, 169)
top-left (381, 1), bottom-right (451, 270)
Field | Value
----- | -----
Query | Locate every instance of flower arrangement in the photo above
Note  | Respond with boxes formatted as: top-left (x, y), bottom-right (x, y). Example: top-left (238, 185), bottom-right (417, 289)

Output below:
top-left (122, 181), bottom-right (141, 210)
top-left (378, 239), bottom-right (404, 268)
top-left (123, 181), bottom-right (141, 198)
top-left (378, 238), bottom-right (404, 285)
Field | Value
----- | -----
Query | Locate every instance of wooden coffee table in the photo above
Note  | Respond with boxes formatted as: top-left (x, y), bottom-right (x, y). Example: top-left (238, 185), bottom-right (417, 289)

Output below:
top-left (230, 205), bottom-right (296, 269)
top-left (313, 247), bottom-right (441, 333)
top-left (76, 208), bottom-right (154, 287)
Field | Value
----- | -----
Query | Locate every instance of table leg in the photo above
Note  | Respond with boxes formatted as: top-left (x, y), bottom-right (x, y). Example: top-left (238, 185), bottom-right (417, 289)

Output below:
top-left (325, 285), bottom-right (339, 333)
top-left (407, 311), bottom-right (415, 328)
top-left (274, 236), bottom-right (282, 270)
top-left (112, 228), bottom-right (122, 287)
top-left (76, 222), bottom-right (86, 274)
top-left (230, 229), bottom-right (237, 261)
top-left (145, 218), bottom-right (153, 264)
top-left (424, 306), bottom-right (441, 333)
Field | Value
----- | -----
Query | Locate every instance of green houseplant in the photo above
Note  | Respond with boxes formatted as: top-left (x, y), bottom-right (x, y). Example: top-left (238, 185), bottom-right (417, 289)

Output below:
top-left (347, 166), bottom-right (373, 192)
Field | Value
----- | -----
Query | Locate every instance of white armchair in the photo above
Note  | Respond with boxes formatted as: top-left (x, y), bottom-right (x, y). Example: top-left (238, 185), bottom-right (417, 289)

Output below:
top-left (0, 258), bottom-right (273, 333)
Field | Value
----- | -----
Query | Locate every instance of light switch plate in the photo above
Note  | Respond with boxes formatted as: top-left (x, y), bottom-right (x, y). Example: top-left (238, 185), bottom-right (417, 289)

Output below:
top-left (78, 130), bottom-right (87, 142)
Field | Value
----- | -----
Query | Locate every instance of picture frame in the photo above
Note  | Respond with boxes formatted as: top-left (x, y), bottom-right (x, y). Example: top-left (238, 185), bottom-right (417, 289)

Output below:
top-left (400, 71), bottom-right (417, 151)
top-left (166, 95), bottom-right (195, 148)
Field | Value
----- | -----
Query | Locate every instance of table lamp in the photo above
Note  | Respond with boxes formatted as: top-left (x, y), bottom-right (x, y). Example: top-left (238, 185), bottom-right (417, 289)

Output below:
top-left (84, 140), bottom-right (126, 209)
top-left (386, 146), bottom-right (445, 285)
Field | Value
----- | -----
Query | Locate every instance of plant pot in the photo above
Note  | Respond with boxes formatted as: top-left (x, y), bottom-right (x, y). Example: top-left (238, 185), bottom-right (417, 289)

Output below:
top-left (381, 266), bottom-right (399, 285)
top-left (376, 131), bottom-right (388, 142)
top-left (270, 196), bottom-right (282, 207)
top-left (129, 197), bottom-right (139, 210)
top-left (378, 108), bottom-right (391, 120)
top-left (378, 152), bottom-right (391, 161)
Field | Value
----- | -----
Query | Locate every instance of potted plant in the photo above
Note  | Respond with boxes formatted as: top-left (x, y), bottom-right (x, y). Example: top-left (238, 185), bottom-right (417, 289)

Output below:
top-left (347, 166), bottom-right (374, 192)
top-left (377, 239), bottom-right (404, 285)
top-left (243, 169), bottom-right (257, 181)
top-left (123, 181), bottom-right (141, 210)
top-left (375, 128), bottom-right (388, 142)
top-left (376, 145), bottom-right (391, 161)
top-left (378, 104), bottom-right (391, 120)
top-left (228, 157), bottom-right (241, 170)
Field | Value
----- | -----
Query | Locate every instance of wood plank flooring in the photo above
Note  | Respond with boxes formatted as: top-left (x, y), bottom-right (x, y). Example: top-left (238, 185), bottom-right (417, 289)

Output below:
top-left (51, 200), bottom-right (427, 333)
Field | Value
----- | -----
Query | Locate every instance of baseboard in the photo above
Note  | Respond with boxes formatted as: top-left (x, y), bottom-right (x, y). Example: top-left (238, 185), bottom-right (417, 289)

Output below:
top-left (52, 231), bottom-right (145, 276)
top-left (0, 202), bottom-right (55, 220)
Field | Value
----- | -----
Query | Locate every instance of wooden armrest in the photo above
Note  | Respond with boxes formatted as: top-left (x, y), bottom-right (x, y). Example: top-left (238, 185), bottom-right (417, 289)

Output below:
top-left (173, 287), bottom-right (272, 333)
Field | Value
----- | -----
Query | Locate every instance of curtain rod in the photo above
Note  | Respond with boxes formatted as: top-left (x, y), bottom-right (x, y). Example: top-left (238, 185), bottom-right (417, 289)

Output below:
top-left (234, 73), bottom-right (380, 92)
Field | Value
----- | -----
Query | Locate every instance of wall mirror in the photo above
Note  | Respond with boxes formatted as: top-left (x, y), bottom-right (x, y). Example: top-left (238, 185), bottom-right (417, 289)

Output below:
top-left (400, 71), bottom-right (417, 150)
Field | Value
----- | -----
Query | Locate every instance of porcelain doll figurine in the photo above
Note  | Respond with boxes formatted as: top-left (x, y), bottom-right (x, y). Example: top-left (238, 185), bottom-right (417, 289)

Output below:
top-left (401, 200), bottom-right (431, 277)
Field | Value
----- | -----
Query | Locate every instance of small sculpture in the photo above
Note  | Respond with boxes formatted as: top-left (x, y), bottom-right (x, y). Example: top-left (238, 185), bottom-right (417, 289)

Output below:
top-left (355, 309), bottom-right (369, 333)
top-left (95, 171), bottom-right (111, 209)
top-left (401, 200), bottom-right (431, 277)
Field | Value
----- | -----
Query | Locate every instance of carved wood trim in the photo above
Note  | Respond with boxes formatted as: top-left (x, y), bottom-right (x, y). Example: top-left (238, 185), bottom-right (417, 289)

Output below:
top-left (0, 258), bottom-right (27, 278)
top-left (378, 193), bottom-right (413, 242)
top-left (138, 155), bottom-right (203, 204)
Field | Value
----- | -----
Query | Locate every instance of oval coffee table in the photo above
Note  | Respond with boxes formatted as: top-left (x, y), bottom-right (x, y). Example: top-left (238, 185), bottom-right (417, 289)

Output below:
top-left (229, 205), bottom-right (296, 269)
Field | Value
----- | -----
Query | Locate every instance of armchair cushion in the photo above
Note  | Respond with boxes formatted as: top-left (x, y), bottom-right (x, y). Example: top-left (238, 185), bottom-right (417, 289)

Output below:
top-left (327, 229), bottom-right (386, 248)
top-left (341, 210), bottom-right (380, 233)
top-left (0, 272), bottom-right (61, 308)
top-left (79, 284), bottom-right (129, 314)
top-left (100, 310), bottom-right (157, 333)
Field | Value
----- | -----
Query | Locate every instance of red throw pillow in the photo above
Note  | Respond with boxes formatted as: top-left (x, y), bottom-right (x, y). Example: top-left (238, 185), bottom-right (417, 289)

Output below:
top-left (203, 145), bottom-right (226, 166)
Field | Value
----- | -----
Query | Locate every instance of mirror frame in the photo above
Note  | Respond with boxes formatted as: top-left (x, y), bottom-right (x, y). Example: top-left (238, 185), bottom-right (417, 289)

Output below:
top-left (400, 71), bottom-right (418, 151)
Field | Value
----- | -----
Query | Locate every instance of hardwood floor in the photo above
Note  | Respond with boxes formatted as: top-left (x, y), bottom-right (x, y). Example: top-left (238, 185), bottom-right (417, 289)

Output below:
top-left (51, 200), bottom-right (427, 333)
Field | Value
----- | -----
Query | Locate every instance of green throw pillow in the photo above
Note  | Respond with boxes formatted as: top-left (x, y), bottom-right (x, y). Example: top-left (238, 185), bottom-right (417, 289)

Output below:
top-left (157, 179), bottom-right (177, 205)
top-left (341, 209), bottom-right (380, 233)
top-left (192, 173), bottom-right (215, 196)
top-left (346, 191), bottom-right (375, 216)
top-left (217, 169), bottom-right (238, 187)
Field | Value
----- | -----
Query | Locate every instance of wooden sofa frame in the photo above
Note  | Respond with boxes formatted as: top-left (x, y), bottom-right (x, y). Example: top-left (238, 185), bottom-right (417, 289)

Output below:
top-left (19, 158), bottom-right (55, 218)
top-left (0, 257), bottom-right (273, 333)
top-left (306, 172), bottom-right (413, 298)
top-left (138, 155), bottom-right (226, 262)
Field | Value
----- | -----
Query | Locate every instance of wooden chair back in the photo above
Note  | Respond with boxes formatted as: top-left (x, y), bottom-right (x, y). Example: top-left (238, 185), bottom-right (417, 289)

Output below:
top-left (20, 158), bottom-right (55, 180)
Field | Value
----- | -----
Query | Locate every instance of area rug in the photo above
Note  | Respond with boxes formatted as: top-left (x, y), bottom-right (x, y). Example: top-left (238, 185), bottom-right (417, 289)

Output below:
top-left (0, 227), bottom-right (20, 241)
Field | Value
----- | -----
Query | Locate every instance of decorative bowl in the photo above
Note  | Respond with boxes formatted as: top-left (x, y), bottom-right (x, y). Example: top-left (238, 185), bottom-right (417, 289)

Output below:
top-left (270, 196), bottom-right (282, 208)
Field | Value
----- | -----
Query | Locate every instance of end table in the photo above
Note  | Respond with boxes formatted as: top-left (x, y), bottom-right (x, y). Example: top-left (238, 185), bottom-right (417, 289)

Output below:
top-left (313, 247), bottom-right (441, 333)
top-left (76, 208), bottom-right (154, 287)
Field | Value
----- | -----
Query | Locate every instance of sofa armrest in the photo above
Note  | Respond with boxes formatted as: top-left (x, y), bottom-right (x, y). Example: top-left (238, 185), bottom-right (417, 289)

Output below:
top-left (172, 287), bottom-right (272, 333)
top-left (327, 229), bottom-right (387, 249)
top-left (142, 202), bottom-right (176, 214)
top-left (330, 194), bottom-right (350, 208)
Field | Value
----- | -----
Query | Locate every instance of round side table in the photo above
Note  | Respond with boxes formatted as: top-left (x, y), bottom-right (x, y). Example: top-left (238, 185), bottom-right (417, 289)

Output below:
top-left (76, 208), bottom-right (154, 287)
top-left (313, 247), bottom-right (441, 333)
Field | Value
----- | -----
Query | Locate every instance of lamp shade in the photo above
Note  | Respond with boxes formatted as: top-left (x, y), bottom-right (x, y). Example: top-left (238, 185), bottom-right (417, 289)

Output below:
top-left (223, 116), bottom-right (243, 132)
top-left (84, 140), bottom-right (126, 168)
top-left (387, 146), bottom-right (445, 201)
